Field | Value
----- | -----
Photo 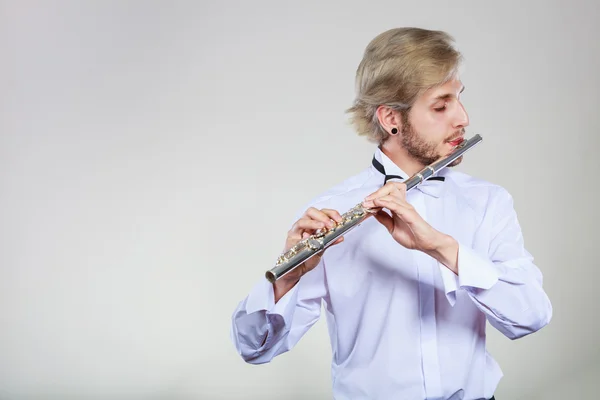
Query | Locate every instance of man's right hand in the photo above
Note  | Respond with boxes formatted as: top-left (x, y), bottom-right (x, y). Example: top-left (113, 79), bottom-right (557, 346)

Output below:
top-left (273, 207), bottom-right (344, 303)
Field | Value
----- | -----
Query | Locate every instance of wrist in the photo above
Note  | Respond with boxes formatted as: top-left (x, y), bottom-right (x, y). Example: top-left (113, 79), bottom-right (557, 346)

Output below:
top-left (273, 278), bottom-right (298, 303)
top-left (425, 234), bottom-right (459, 274)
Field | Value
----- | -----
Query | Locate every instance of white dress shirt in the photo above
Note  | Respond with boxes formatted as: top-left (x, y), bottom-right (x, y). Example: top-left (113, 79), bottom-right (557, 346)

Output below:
top-left (230, 147), bottom-right (552, 400)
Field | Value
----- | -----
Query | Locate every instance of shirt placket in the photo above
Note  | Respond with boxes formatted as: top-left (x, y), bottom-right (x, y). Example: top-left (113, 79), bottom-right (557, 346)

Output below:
top-left (412, 191), bottom-right (444, 399)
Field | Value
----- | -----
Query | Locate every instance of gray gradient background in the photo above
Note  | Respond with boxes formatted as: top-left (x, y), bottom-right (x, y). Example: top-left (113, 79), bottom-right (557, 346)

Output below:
top-left (1, 1), bottom-right (598, 399)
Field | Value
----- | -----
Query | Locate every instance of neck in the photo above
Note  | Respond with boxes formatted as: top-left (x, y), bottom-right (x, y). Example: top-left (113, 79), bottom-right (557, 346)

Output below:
top-left (380, 139), bottom-right (426, 178)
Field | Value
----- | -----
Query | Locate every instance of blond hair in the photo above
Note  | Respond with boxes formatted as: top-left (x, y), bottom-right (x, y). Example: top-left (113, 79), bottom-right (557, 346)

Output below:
top-left (346, 27), bottom-right (464, 144)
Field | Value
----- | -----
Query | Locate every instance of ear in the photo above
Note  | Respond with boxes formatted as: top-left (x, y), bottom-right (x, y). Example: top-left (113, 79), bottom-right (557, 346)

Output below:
top-left (376, 105), bottom-right (403, 134)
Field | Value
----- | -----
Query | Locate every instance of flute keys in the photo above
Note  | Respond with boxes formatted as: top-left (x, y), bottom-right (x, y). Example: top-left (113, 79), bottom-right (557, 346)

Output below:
top-left (314, 228), bottom-right (327, 238)
top-left (352, 209), bottom-right (365, 217)
top-left (307, 238), bottom-right (323, 250)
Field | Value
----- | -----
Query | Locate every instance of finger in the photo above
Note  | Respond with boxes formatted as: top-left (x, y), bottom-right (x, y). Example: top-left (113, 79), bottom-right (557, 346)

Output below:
top-left (363, 186), bottom-right (390, 203)
top-left (387, 182), bottom-right (407, 200)
top-left (295, 218), bottom-right (327, 232)
top-left (377, 194), bottom-right (413, 207)
top-left (373, 197), bottom-right (411, 212)
top-left (322, 236), bottom-right (344, 253)
top-left (305, 207), bottom-right (336, 228)
top-left (321, 209), bottom-right (343, 224)
top-left (373, 209), bottom-right (394, 233)
top-left (332, 236), bottom-right (344, 245)
top-left (363, 194), bottom-right (411, 210)
top-left (289, 218), bottom-right (325, 237)
top-left (363, 182), bottom-right (407, 202)
top-left (372, 198), bottom-right (416, 223)
top-left (300, 235), bottom-right (345, 271)
top-left (326, 236), bottom-right (345, 247)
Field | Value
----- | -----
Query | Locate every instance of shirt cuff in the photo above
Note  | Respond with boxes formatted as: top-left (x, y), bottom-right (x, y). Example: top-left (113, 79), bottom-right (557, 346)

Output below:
top-left (439, 264), bottom-right (459, 306)
top-left (439, 242), bottom-right (500, 306)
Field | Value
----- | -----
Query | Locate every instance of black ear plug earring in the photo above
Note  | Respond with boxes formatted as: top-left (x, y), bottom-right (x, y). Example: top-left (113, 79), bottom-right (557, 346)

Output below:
top-left (391, 128), bottom-right (398, 134)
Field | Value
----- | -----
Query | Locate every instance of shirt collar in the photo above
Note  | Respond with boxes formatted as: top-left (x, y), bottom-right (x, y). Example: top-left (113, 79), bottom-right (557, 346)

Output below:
top-left (371, 147), bottom-right (446, 198)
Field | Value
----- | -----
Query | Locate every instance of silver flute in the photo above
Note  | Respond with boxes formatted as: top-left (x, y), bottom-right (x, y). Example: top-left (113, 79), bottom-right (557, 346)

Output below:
top-left (265, 134), bottom-right (483, 283)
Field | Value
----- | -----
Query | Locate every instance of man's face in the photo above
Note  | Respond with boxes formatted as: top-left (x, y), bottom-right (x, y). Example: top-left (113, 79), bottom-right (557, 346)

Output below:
top-left (400, 77), bottom-right (469, 166)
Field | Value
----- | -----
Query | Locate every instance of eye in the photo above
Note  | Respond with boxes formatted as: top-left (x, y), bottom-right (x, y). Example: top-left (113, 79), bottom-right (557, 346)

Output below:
top-left (433, 104), bottom-right (447, 112)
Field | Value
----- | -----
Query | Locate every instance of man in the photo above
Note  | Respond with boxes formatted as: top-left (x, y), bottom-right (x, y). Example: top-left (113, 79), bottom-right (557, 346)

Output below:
top-left (230, 27), bottom-right (552, 400)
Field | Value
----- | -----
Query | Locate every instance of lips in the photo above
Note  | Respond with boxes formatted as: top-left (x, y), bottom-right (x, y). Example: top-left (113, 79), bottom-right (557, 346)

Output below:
top-left (447, 137), bottom-right (464, 146)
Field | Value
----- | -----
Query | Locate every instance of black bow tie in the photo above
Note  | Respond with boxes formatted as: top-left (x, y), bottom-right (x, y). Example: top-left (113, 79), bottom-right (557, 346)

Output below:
top-left (371, 156), bottom-right (445, 185)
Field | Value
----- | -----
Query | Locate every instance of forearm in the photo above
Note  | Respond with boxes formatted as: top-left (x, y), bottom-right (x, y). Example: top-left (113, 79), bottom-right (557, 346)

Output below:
top-left (424, 233), bottom-right (459, 274)
top-left (465, 271), bottom-right (552, 339)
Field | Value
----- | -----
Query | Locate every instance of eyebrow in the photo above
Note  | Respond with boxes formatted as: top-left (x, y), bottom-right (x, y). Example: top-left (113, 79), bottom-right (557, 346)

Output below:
top-left (432, 86), bottom-right (465, 102)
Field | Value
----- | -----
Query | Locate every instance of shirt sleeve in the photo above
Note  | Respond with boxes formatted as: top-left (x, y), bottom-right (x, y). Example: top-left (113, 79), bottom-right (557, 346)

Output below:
top-left (230, 259), bottom-right (327, 364)
top-left (439, 187), bottom-right (553, 340)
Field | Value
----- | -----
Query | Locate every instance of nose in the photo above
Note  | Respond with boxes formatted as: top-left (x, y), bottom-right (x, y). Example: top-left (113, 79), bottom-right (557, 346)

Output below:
top-left (454, 101), bottom-right (469, 129)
